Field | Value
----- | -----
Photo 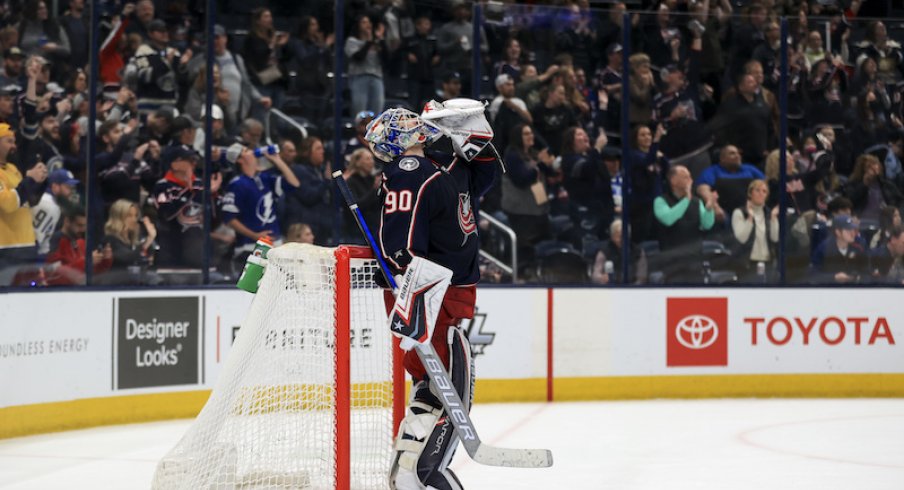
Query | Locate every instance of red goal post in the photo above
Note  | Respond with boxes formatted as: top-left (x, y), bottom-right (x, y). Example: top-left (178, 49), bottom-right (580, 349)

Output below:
top-left (153, 244), bottom-right (405, 490)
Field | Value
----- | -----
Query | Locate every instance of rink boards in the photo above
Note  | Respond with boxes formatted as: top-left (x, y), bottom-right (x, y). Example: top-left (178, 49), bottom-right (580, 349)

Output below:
top-left (2, 287), bottom-right (904, 438)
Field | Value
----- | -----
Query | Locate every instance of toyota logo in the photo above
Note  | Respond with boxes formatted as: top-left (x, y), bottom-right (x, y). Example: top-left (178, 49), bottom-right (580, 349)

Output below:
top-left (675, 315), bottom-right (719, 349)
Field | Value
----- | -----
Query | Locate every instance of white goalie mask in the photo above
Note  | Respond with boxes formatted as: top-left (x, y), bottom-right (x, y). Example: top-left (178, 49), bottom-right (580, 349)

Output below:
top-left (421, 98), bottom-right (494, 161)
top-left (364, 108), bottom-right (443, 163)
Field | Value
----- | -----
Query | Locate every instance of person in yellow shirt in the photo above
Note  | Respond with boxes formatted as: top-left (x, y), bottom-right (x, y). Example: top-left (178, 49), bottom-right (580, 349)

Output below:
top-left (0, 122), bottom-right (47, 285)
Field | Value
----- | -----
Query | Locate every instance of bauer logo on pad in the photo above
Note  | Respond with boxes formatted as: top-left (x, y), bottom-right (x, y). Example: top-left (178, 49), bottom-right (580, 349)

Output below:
top-left (666, 297), bottom-right (728, 367)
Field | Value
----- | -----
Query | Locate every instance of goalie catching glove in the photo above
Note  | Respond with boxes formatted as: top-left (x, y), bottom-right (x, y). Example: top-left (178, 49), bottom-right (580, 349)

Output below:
top-left (421, 98), bottom-right (493, 162)
top-left (389, 256), bottom-right (454, 351)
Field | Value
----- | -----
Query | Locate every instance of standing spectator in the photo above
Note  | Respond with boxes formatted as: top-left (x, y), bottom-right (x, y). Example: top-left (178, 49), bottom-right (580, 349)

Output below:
top-left (555, 3), bottom-right (594, 76)
top-left (340, 147), bottom-right (381, 243)
top-left (848, 90), bottom-right (896, 159)
top-left (289, 15), bottom-right (333, 99)
top-left (0, 46), bottom-right (26, 88)
top-left (802, 30), bottom-right (826, 70)
top-left (559, 126), bottom-right (615, 237)
top-left (200, 104), bottom-right (231, 148)
top-left (502, 123), bottom-right (553, 275)
top-left (696, 145), bottom-right (766, 222)
top-left (435, 2), bottom-right (488, 96)
top-left (653, 30), bottom-right (710, 178)
top-left (712, 73), bottom-right (774, 167)
top-left (221, 143), bottom-right (300, 272)
top-left (811, 215), bottom-right (868, 284)
top-left (591, 219), bottom-right (647, 285)
top-left (752, 21), bottom-right (781, 93)
top-left (727, 2), bottom-right (767, 82)
top-left (44, 206), bottom-right (112, 286)
top-left (842, 154), bottom-right (904, 224)
top-left (488, 73), bottom-right (531, 151)
top-left (0, 122), bottom-right (46, 285)
top-left (592, 43), bottom-right (623, 138)
top-left (242, 7), bottom-right (290, 111)
top-left (18, 0), bottom-right (71, 77)
top-left (124, 19), bottom-right (182, 118)
top-left (404, 15), bottom-right (438, 111)
top-left (279, 136), bottom-right (332, 245)
top-left (183, 63), bottom-right (232, 129)
top-left (628, 53), bottom-right (655, 126)
top-left (730, 179), bottom-right (780, 281)
top-left (654, 165), bottom-right (717, 283)
top-left (187, 25), bottom-right (271, 128)
top-left (60, 0), bottom-right (87, 75)
top-left (806, 57), bottom-right (848, 128)
top-left (31, 168), bottom-right (77, 256)
top-left (97, 198), bottom-right (158, 285)
top-left (640, 4), bottom-right (683, 70)
top-left (152, 145), bottom-right (222, 268)
top-left (869, 225), bottom-right (904, 284)
top-left (345, 14), bottom-right (387, 117)
top-left (629, 124), bottom-right (669, 242)
top-left (517, 64), bottom-right (559, 111)
top-left (854, 21), bottom-right (904, 86)
top-left (125, 0), bottom-right (156, 41)
top-left (493, 37), bottom-right (523, 85)
top-left (531, 84), bottom-right (577, 155)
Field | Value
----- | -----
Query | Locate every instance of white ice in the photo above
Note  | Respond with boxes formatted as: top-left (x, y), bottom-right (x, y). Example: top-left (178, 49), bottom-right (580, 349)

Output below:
top-left (1, 399), bottom-right (903, 489)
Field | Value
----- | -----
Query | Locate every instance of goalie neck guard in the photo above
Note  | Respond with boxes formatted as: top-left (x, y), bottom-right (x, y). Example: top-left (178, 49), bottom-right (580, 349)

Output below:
top-left (365, 108), bottom-right (443, 162)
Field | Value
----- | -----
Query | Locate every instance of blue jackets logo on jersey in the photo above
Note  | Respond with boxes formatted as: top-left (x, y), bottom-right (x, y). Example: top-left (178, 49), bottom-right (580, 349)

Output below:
top-left (458, 192), bottom-right (477, 244)
top-left (399, 157), bottom-right (420, 171)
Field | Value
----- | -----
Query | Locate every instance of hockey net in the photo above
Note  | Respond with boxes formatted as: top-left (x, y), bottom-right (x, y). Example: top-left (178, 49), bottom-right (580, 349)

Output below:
top-left (152, 244), bottom-right (404, 490)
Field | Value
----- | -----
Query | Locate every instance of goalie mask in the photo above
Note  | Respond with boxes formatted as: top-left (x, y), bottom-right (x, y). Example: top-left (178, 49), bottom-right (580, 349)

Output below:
top-left (421, 98), bottom-right (494, 161)
top-left (364, 108), bottom-right (442, 162)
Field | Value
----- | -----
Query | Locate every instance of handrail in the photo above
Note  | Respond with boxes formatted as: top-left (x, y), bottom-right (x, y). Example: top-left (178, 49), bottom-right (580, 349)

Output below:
top-left (481, 212), bottom-right (518, 283)
top-left (265, 108), bottom-right (309, 145)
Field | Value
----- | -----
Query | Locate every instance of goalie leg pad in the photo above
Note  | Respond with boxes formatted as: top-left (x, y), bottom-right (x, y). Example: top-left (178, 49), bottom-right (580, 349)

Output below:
top-left (391, 327), bottom-right (473, 490)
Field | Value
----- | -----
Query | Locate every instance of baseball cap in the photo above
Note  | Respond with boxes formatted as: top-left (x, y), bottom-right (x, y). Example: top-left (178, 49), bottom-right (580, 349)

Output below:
top-left (494, 73), bottom-right (513, 88)
top-left (48, 169), bottom-right (80, 186)
top-left (606, 43), bottom-right (623, 56)
top-left (601, 146), bottom-right (622, 160)
top-left (200, 104), bottom-right (224, 120)
top-left (662, 64), bottom-right (682, 75)
top-left (214, 24), bottom-right (226, 37)
top-left (162, 144), bottom-right (199, 168)
top-left (171, 115), bottom-right (197, 133)
top-left (225, 143), bottom-right (247, 164)
top-left (3, 46), bottom-right (24, 59)
top-left (833, 215), bottom-right (858, 230)
top-left (444, 72), bottom-right (462, 83)
top-left (148, 19), bottom-right (167, 32)
top-left (0, 84), bottom-right (20, 96)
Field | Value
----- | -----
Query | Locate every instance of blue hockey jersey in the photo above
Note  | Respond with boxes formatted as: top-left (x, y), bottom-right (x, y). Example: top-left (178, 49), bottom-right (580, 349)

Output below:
top-left (221, 170), bottom-right (291, 253)
top-left (378, 150), bottom-right (497, 285)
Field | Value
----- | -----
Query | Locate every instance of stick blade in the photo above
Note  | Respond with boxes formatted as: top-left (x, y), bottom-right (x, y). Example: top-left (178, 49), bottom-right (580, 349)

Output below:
top-left (470, 444), bottom-right (554, 468)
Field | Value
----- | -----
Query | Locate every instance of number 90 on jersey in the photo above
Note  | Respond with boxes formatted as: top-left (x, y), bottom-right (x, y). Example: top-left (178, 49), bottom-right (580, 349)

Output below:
top-left (384, 190), bottom-right (413, 214)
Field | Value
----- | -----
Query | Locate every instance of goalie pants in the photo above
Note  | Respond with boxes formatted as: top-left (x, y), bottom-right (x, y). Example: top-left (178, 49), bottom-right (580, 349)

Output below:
top-left (384, 284), bottom-right (476, 381)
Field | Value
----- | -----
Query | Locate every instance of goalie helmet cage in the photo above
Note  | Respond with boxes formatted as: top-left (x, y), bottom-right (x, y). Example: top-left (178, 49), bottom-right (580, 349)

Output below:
top-left (152, 244), bottom-right (405, 490)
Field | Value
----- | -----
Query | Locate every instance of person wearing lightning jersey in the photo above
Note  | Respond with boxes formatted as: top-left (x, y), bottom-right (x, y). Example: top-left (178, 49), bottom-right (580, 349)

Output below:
top-left (366, 101), bottom-right (497, 490)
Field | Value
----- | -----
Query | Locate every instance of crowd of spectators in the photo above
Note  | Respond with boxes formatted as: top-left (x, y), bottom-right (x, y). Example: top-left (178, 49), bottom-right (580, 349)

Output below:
top-left (2, 0), bottom-right (904, 287)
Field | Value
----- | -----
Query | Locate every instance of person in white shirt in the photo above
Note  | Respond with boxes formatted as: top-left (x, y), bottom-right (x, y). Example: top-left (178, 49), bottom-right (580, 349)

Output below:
top-left (31, 168), bottom-right (78, 256)
top-left (731, 178), bottom-right (779, 281)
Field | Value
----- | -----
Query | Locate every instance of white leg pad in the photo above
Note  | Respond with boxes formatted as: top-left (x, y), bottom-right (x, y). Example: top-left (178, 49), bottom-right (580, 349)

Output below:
top-left (391, 402), bottom-right (443, 490)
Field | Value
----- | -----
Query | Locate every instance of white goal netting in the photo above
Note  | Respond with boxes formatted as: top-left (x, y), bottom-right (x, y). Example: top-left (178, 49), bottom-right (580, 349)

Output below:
top-left (152, 244), bottom-right (398, 490)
